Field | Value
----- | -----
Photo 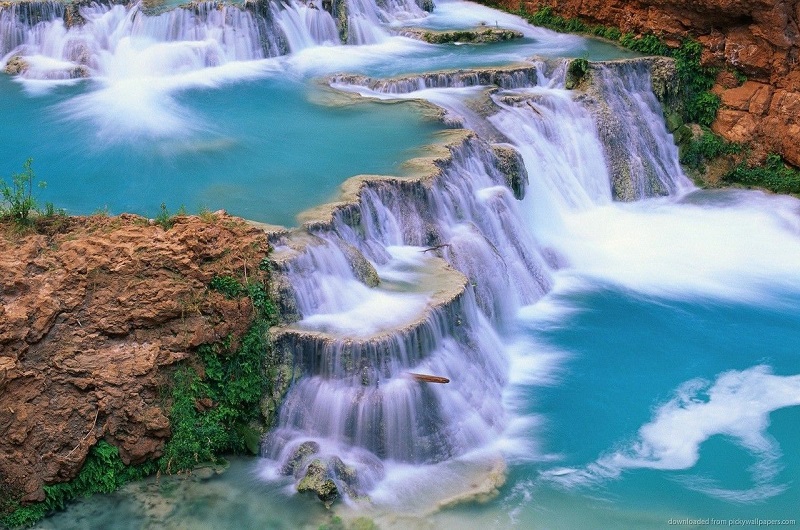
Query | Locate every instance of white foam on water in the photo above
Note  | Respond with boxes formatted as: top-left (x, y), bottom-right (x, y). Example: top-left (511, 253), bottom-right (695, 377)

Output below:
top-left (298, 286), bottom-right (431, 337)
top-left (282, 35), bottom-right (431, 76)
top-left (544, 365), bottom-right (800, 502)
top-left (552, 192), bottom-right (800, 303)
top-left (409, 0), bottom-right (580, 46)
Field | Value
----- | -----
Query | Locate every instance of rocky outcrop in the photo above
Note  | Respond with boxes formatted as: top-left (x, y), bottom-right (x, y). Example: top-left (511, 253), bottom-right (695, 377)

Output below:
top-left (491, 145), bottom-right (529, 199)
top-left (399, 27), bottom-right (524, 44)
top-left (0, 213), bottom-right (269, 505)
top-left (489, 0), bottom-right (800, 166)
top-left (3, 56), bottom-right (29, 76)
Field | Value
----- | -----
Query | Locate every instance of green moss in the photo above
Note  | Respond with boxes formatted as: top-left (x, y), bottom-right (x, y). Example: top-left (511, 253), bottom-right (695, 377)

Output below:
top-left (565, 57), bottom-right (589, 89)
top-left (1, 442), bottom-right (156, 529)
top-left (420, 29), bottom-right (521, 44)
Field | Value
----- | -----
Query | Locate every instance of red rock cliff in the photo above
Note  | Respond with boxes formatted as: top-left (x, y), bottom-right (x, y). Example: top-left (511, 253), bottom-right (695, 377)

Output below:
top-left (0, 213), bottom-right (269, 505)
top-left (498, 0), bottom-right (800, 166)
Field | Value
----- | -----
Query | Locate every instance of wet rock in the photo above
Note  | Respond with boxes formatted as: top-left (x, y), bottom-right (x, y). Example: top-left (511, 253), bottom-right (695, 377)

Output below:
top-left (297, 459), bottom-right (339, 507)
top-left (403, 27), bottom-right (523, 45)
top-left (281, 441), bottom-right (320, 476)
top-left (341, 243), bottom-right (380, 287)
top-left (416, 0), bottom-right (434, 12)
top-left (491, 145), bottom-right (529, 200)
top-left (565, 57), bottom-right (588, 90)
top-left (4, 56), bottom-right (29, 76)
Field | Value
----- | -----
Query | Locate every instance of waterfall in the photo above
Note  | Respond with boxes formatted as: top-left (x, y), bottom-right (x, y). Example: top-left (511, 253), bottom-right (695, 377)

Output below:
top-left (0, 1), bottom-right (287, 80)
top-left (265, 57), bottom-right (695, 505)
top-left (587, 60), bottom-right (693, 200)
top-left (272, 0), bottom-right (340, 52)
top-left (0, 0), bottom-right (434, 79)
top-left (264, 135), bottom-right (553, 500)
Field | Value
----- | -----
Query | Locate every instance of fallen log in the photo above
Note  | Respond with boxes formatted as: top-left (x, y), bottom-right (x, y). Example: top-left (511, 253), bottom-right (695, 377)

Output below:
top-left (421, 243), bottom-right (450, 253)
top-left (408, 373), bottom-right (450, 384)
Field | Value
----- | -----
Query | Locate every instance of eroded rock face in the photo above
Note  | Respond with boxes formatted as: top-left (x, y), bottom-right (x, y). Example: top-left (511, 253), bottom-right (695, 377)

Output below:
top-left (493, 0), bottom-right (800, 166)
top-left (0, 213), bottom-right (269, 505)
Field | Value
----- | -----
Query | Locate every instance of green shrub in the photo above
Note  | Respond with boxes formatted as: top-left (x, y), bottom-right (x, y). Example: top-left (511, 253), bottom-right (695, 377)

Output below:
top-left (209, 275), bottom-right (245, 299)
top-left (680, 129), bottom-right (741, 171)
top-left (724, 154), bottom-right (800, 194)
top-left (1, 158), bottom-right (45, 226)
top-left (160, 277), bottom-right (278, 474)
top-left (154, 202), bottom-right (173, 230)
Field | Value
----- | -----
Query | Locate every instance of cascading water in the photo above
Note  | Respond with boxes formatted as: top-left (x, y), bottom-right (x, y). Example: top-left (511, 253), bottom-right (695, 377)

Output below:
top-left (4, 0), bottom-right (800, 526)
top-left (588, 60), bottom-right (693, 200)
top-left (0, 1), bottom-right (288, 80)
top-left (0, 0), bottom-right (432, 81)
top-left (260, 56), bottom-right (699, 509)
top-left (264, 136), bottom-right (553, 504)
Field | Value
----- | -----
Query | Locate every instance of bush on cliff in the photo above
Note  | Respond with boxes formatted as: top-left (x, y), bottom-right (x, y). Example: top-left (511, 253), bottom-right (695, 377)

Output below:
top-left (0, 158), bottom-right (44, 227)
top-left (679, 129), bottom-right (741, 172)
top-left (724, 154), bottom-right (800, 195)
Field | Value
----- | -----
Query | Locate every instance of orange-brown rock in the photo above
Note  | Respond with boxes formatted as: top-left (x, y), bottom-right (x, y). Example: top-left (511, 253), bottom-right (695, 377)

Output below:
top-left (0, 213), bottom-right (268, 505)
top-left (494, 0), bottom-right (800, 166)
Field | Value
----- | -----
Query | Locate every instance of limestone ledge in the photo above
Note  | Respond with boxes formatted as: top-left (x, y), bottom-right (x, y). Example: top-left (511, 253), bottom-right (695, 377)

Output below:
top-left (397, 27), bottom-right (524, 44)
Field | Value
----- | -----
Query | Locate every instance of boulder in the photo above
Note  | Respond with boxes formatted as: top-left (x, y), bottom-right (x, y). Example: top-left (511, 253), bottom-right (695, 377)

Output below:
top-left (297, 459), bottom-right (339, 507)
top-left (4, 56), bottom-right (29, 76)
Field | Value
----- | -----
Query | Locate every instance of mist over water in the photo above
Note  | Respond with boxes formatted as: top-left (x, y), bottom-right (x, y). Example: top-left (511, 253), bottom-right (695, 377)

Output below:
top-left (3, 0), bottom-right (799, 528)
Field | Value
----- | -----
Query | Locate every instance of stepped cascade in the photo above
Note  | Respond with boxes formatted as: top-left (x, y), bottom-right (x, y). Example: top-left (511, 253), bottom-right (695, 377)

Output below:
top-left (2, 0), bottom-right (799, 526)
top-left (261, 58), bottom-right (693, 505)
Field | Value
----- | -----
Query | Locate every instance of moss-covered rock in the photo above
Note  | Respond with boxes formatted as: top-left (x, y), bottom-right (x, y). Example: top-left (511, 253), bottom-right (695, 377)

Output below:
top-left (297, 459), bottom-right (339, 507)
top-left (565, 57), bottom-right (589, 90)
top-left (341, 243), bottom-right (380, 287)
top-left (4, 56), bottom-right (29, 76)
top-left (410, 27), bottom-right (523, 44)
top-left (416, 0), bottom-right (434, 12)
top-left (332, 0), bottom-right (348, 43)
top-left (281, 441), bottom-right (321, 476)
top-left (491, 145), bottom-right (529, 200)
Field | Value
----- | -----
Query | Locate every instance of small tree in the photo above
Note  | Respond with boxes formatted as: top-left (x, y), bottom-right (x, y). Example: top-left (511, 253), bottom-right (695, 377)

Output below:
top-left (0, 158), bottom-right (45, 226)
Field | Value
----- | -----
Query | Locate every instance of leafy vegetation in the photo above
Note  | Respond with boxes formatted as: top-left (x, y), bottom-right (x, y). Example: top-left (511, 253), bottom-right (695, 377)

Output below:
top-left (565, 57), bottom-right (589, 89)
top-left (209, 274), bottom-right (245, 298)
top-left (511, 5), bottom-right (720, 126)
top-left (159, 277), bottom-right (279, 473)
top-left (724, 154), bottom-right (800, 194)
top-left (1, 158), bottom-right (46, 227)
top-left (1, 442), bottom-right (156, 529)
top-left (679, 128), bottom-right (741, 172)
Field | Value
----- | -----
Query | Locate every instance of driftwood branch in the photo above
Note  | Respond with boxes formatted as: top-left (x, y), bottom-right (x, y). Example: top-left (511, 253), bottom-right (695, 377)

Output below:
top-left (420, 244), bottom-right (450, 253)
top-left (408, 373), bottom-right (450, 384)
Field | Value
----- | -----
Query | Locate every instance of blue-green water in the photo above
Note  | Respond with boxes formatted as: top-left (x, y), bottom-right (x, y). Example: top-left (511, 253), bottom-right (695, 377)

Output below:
top-left (505, 286), bottom-right (800, 527)
top-left (0, 75), bottom-right (443, 226)
top-left (3, 0), bottom-right (799, 528)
